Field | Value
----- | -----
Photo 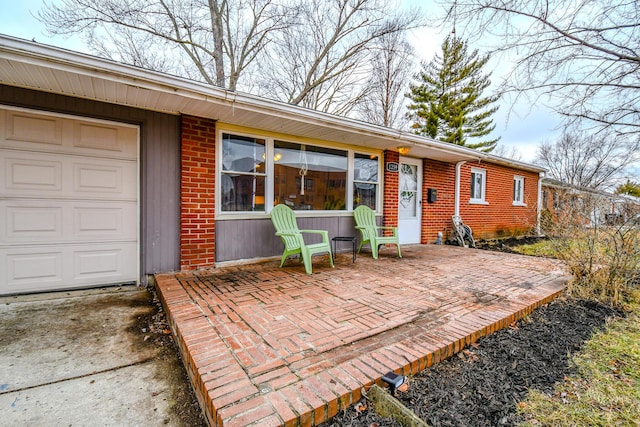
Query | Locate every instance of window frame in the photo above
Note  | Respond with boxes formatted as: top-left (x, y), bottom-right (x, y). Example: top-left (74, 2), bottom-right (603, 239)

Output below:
top-left (513, 175), bottom-right (526, 206)
top-left (352, 152), bottom-right (381, 211)
top-left (469, 167), bottom-right (488, 204)
top-left (219, 132), bottom-right (268, 213)
top-left (216, 128), bottom-right (382, 217)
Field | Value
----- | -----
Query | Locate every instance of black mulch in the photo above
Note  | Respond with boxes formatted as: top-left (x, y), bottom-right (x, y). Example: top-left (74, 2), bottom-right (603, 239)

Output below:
top-left (322, 297), bottom-right (623, 427)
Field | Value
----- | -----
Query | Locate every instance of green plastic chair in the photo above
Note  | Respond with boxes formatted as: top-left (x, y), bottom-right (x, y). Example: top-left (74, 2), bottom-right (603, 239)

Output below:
top-left (270, 204), bottom-right (334, 274)
top-left (354, 205), bottom-right (402, 259)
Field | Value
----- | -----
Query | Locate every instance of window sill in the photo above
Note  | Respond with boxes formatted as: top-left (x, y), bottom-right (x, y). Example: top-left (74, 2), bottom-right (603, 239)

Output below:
top-left (512, 202), bottom-right (527, 207)
top-left (216, 210), bottom-right (359, 220)
top-left (469, 199), bottom-right (489, 205)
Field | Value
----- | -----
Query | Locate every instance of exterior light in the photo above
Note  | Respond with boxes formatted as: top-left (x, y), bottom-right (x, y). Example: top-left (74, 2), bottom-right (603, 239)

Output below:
top-left (381, 371), bottom-right (406, 395)
top-left (397, 146), bottom-right (410, 155)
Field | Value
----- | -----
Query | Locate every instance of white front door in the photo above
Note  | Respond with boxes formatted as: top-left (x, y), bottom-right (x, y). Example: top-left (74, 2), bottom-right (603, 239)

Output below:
top-left (398, 157), bottom-right (422, 244)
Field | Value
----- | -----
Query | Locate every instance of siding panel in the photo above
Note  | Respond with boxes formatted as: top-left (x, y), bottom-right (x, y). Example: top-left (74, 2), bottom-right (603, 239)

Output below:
top-left (216, 216), bottom-right (358, 262)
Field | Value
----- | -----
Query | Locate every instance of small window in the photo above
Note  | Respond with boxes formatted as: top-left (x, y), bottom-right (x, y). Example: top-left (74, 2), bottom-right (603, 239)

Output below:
top-left (513, 176), bottom-right (526, 206)
top-left (220, 133), bottom-right (266, 212)
top-left (353, 153), bottom-right (379, 210)
top-left (470, 168), bottom-right (487, 203)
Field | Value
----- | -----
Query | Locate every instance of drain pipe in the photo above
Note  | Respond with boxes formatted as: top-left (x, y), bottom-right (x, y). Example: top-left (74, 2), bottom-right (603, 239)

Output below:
top-left (454, 161), bottom-right (466, 217)
top-left (537, 172), bottom-right (543, 235)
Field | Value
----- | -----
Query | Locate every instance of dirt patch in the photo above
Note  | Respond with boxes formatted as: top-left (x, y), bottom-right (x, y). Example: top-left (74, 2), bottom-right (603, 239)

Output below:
top-left (322, 297), bottom-right (623, 427)
top-left (130, 289), bottom-right (207, 427)
top-left (473, 235), bottom-right (549, 254)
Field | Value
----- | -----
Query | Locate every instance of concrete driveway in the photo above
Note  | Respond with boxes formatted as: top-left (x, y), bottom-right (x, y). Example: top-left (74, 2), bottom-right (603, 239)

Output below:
top-left (0, 286), bottom-right (205, 426)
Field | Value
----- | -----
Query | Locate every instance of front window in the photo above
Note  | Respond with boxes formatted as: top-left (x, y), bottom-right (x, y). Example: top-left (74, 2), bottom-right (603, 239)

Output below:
top-left (273, 140), bottom-right (348, 210)
top-left (353, 153), bottom-right (379, 210)
top-left (220, 133), bottom-right (266, 211)
top-left (219, 131), bottom-right (379, 213)
top-left (470, 168), bottom-right (486, 203)
top-left (513, 176), bottom-right (525, 205)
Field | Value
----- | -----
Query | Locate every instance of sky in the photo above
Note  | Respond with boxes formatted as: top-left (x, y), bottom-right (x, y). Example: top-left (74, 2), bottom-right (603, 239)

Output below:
top-left (0, 0), bottom-right (563, 162)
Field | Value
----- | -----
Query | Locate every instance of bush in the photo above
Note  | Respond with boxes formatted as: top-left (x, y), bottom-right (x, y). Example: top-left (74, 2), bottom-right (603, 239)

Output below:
top-left (546, 193), bottom-right (640, 306)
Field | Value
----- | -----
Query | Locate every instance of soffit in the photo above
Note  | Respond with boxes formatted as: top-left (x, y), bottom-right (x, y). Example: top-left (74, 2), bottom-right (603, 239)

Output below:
top-left (0, 35), bottom-right (543, 169)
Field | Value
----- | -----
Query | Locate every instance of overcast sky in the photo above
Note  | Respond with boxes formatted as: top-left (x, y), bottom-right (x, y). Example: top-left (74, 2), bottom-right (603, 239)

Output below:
top-left (0, 0), bottom-right (563, 162)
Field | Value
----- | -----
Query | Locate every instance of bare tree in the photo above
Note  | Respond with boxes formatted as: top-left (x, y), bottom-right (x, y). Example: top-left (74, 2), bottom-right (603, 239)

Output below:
top-left (256, 0), bottom-right (422, 114)
top-left (40, 0), bottom-right (421, 114)
top-left (492, 144), bottom-right (523, 161)
top-left (356, 29), bottom-right (415, 128)
top-left (440, 0), bottom-right (640, 137)
top-left (536, 129), bottom-right (640, 190)
top-left (39, 0), bottom-right (292, 90)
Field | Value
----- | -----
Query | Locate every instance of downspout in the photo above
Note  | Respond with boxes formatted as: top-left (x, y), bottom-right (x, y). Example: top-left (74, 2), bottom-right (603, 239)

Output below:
top-left (454, 161), bottom-right (466, 217)
top-left (537, 172), bottom-right (543, 235)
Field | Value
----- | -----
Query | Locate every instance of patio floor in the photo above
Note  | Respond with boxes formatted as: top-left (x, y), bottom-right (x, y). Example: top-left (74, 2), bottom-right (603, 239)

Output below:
top-left (154, 244), bottom-right (569, 427)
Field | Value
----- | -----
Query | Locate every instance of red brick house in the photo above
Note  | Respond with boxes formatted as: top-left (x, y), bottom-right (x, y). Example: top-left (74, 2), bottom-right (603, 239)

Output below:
top-left (541, 178), bottom-right (640, 229)
top-left (0, 35), bottom-right (545, 295)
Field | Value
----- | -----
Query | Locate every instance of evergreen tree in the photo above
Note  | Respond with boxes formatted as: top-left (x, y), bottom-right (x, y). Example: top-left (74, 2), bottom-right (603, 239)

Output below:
top-left (407, 35), bottom-right (500, 152)
top-left (616, 180), bottom-right (640, 197)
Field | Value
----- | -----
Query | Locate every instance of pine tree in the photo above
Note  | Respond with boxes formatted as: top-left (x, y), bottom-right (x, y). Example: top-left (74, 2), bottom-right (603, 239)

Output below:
top-left (616, 180), bottom-right (640, 197)
top-left (407, 35), bottom-right (500, 152)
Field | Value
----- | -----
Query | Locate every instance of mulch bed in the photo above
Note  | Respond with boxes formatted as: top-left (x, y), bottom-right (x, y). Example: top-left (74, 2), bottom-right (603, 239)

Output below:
top-left (323, 295), bottom-right (623, 427)
top-left (324, 237), bottom-right (624, 426)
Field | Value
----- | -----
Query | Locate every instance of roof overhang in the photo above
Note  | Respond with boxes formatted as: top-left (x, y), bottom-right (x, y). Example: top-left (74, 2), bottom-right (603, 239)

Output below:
top-left (0, 34), bottom-right (545, 171)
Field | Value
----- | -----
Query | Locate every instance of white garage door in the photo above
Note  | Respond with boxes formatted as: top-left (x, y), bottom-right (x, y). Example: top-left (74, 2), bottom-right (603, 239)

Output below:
top-left (0, 106), bottom-right (139, 295)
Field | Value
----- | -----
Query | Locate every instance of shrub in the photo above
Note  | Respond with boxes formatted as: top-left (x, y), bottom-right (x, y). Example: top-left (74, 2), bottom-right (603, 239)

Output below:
top-left (546, 192), bottom-right (640, 306)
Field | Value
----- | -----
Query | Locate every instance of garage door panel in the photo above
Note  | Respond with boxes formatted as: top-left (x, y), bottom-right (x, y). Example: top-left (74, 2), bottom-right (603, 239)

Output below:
top-left (1, 243), bottom-right (137, 295)
top-left (1, 151), bottom-right (137, 200)
top-left (2, 109), bottom-right (64, 146)
top-left (75, 248), bottom-right (125, 278)
top-left (74, 204), bottom-right (136, 238)
top-left (1, 109), bottom-right (137, 160)
top-left (73, 159), bottom-right (136, 198)
top-left (7, 251), bottom-right (63, 283)
top-left (70, 243), bottom-right (137, 283)
top-left (4, 156), bottom-right (63, 192)
top-left (2, 200), bottom-right (137, 244)
top-left (74, 163), bottom-right (125, 194)
top-left (4, 205), bottom-right (63, 239)
top-left (74, 122), bottom-right (137, 156)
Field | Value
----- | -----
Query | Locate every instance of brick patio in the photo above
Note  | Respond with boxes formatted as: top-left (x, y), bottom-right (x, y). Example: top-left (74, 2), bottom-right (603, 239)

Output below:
top-left (155, 244), bottom-right (569, 427)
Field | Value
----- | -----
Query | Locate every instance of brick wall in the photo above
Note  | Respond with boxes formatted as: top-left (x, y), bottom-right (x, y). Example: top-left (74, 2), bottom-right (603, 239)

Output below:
top-left (422, 160), bottom-right (540, 242)
top-left (422, 159), bottom-right (457, 243)
top-left (383, 150), bottom-right (399, 230)
top-left (180, 115), bottom-right (216, 270)
top-left (459, 162), bottom-right (539, 240)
